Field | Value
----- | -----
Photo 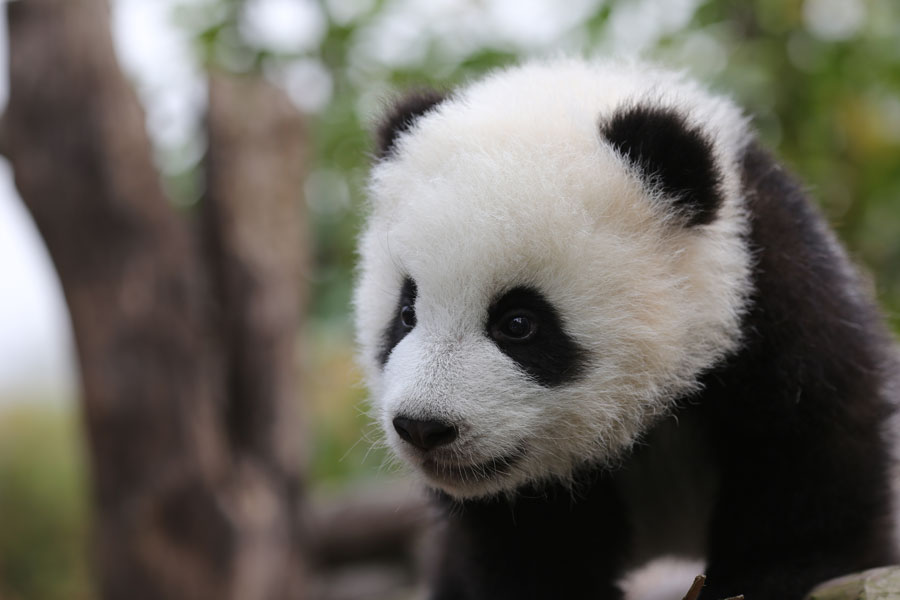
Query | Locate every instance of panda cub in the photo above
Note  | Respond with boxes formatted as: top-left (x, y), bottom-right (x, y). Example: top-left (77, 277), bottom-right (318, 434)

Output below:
top-left (353, 59), bottom-right (899, 600)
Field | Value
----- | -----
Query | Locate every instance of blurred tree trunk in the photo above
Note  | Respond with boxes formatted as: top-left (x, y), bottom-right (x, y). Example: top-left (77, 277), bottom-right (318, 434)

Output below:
top-left (0, 1), bottom-right (308, 599)
top-left (203, 71), bottom-right (309, 599)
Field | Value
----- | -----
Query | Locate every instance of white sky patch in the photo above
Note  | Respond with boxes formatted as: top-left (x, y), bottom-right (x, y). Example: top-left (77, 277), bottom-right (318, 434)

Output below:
top-left (111, 0), bottom-right (207, 174)
top-left (350, 4), bottom-right (432, 69)
top-left (803, 0), bottom-right (866, 41)
top-left (349, 0), bottom-right (604, 73)
top-left (486, 0), bottom-right (599, 48)
top-left (270, 57), bottom-right (334, 113)
top-left (0, 160), bottom-right (77, 401)
top-left (670, 29), bottom-right (728, 78)
top-left (325, 0), bottom-right (376, 27)
top-left (241, 0), bottom-right (327, 54)
top-left (604, 0), bottom-right (701, 55)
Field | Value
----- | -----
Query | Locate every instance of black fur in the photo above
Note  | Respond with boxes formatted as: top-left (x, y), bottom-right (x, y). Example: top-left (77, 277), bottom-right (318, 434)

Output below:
top-left (379, 277), bottom-right (417, 367)
top-left (424, 142), bottom-right (898, 600)
top-left (696, 143), bottom-right (897, 599)
top-left (486, 286), bottom-right (587, 387)
top-left (428, 471), bottom-right (629, 600)
top-left (600, 105), bottom-right (724, 226)
top-left (377, 90), bottom-right (447, 159)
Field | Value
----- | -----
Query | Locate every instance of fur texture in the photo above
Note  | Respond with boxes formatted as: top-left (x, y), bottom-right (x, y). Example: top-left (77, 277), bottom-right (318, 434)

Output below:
top-left (353, 58), bottom-right (898, 599)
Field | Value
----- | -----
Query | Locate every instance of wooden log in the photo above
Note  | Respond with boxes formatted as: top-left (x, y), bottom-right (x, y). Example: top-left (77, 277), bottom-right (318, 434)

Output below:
top-left (307, 484), bottom-right (430, 568)
top-left (808, 567), bottom-right (900, 600)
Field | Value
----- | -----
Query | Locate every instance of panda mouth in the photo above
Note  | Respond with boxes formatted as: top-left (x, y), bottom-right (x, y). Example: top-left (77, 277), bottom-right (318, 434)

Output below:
top-left (420, 447), bottom-right (526, 484)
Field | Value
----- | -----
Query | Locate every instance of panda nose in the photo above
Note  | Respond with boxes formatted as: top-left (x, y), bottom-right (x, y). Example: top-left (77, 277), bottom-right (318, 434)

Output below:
top-left (392, 417), bottom-right (458, 451)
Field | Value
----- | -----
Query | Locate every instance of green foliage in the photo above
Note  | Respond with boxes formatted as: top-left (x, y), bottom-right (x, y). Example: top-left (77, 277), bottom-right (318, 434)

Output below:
top-left (681, 0), bottom-right (900, 328)
top-left (167, 0), bottom-right (900, 331)
top-left (0, 405), bottom-right (94, 600)
top-left (290, 0), bottom-right (900, 332)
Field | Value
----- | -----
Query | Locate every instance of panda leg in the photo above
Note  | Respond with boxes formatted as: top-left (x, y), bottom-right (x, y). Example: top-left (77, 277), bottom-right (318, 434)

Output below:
top-left (700, 447), bottom-right (896, 600)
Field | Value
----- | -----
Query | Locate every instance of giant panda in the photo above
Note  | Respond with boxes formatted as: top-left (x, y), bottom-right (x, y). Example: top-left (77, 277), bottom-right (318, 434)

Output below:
top-left (353, 59), bottom-right (900, 600)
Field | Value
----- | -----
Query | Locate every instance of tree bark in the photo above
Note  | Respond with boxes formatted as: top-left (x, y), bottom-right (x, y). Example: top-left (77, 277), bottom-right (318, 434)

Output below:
top-left (204, 71), bottom-right (310, 599)
top-left (1, 1), bottom-right (307, 599)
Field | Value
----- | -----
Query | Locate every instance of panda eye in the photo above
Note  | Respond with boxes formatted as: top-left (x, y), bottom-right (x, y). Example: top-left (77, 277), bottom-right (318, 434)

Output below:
top-left (493, 311), bottom-right (538, 342)
top-left (399, 304), bottom-right (416, 329)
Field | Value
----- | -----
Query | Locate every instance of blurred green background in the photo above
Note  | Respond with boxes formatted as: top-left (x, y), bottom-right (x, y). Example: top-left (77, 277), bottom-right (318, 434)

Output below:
top-left (1, 0), bottom-right (899, 597)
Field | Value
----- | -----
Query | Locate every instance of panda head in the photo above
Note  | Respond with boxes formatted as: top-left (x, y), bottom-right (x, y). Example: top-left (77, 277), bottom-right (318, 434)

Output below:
top-left (354, 59), bottom-right (753, 499)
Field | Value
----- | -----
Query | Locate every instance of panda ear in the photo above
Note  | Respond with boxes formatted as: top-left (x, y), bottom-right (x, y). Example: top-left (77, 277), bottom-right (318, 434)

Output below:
top-left (376, 90), bottom-right (447, 160)
top-left (600, 104), bottom-right (724, 227)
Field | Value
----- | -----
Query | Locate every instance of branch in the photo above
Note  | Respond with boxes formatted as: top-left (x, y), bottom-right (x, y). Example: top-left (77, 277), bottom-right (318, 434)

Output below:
top-left (308, 485), bottom-right (431, 568)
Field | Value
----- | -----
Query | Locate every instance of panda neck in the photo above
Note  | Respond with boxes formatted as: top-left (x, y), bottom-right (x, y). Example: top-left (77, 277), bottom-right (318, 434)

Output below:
top-left (428, 472), bottom-right (630, 597)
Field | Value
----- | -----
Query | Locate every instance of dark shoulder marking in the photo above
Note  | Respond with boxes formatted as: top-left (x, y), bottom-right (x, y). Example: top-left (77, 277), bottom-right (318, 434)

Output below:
top-left (693, 141), bottom-right (897, 598)
top-left (600, 104), bottom-right (724, 226)
top-left (376, 90), bottom-right (447, 159)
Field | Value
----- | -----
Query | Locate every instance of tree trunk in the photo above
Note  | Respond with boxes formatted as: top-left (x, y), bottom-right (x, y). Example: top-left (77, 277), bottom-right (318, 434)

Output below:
top-left (0, 1), bottom-right (308, 598)
top-left (204, 71), bottom-right (310, 599)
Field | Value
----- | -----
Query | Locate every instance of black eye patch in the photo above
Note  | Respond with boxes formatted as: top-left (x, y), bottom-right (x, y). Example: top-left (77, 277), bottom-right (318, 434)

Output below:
top-left (378, 277), bottom-right (418, 367)
top-left (486, 286), bottom-right (587, 387)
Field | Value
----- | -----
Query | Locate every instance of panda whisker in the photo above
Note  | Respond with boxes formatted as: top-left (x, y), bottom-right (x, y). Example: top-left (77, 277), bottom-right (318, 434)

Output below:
top-left (339, 436), bottom-right (368, 463)
top-left (360, 440), bottom-right (380, 465)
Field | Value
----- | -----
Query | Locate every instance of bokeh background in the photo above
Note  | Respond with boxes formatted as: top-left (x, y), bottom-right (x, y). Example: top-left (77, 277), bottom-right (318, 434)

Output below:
top-left (0, 0), bottom-right (898, 598)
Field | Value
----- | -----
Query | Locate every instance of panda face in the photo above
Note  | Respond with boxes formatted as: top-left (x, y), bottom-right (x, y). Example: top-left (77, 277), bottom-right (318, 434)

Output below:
top-left (354, 59), bottom-right (753, 498)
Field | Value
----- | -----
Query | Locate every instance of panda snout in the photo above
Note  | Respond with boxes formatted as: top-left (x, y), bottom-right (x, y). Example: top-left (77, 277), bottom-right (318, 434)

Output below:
top-left (392, 416), bottom-right (459, 451)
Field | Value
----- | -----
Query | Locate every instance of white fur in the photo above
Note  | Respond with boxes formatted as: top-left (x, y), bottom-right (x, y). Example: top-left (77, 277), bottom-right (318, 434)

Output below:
top-left (620, 558), bottom-right (706, 600)
top-left (354, 58), bottom-right (754, 498)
